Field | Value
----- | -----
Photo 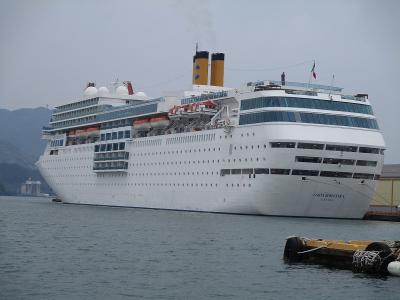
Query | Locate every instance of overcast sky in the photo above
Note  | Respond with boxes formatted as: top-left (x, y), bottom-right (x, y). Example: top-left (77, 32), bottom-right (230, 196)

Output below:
top-left (0, 0), bottom-right (399, 162)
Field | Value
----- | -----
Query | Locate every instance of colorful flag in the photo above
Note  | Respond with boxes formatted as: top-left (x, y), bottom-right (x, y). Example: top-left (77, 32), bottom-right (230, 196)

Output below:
top-left (311, 61), bottom-right (316, 79)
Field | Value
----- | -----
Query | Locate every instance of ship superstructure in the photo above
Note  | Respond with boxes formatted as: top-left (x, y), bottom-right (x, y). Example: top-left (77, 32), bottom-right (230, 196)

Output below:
top-left (37, 51), bottom-right (385, 218)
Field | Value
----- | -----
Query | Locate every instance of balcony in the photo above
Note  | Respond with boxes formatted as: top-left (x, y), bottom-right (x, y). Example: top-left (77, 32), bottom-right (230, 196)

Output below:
top-left (93, 161), bottom-right (128, 173)
top-left (93, 151), bottom-right (129, 162)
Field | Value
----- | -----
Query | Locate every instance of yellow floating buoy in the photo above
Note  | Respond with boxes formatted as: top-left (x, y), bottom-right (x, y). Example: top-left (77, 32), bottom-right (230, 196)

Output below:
top-left (284, 236), bottom-right (400, 276)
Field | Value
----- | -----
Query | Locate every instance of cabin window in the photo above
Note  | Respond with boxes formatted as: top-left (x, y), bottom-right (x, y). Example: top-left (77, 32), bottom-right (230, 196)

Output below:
top-left (320, 171), bottom-right (352, 178)
top-left (353, 173), bottom-right (374, 179)
top-left (359, 147), bottom-right (380, 154)
top-left (220, 169), bottom-right (231, 176)
top-left (270, 142), bottom-right (296, 148)
top-left (297, 143), bottom-right (324, 150)
top-left (326, 144), bottom-right (357, 152)
top-left (356, 160), bottom-right (377, 167)
top-left (242, 169), bottom-right (253, 174)
top-left (323, 158), bottom-right (355, 165)
top-left (292, 169), bottom-right (319, 176)
top-left (254, 168), bottom-right (269, 174)
top-left (270, 169), bottom-right (290, 175)
top-left (296, 156), bottom-right (322, 163)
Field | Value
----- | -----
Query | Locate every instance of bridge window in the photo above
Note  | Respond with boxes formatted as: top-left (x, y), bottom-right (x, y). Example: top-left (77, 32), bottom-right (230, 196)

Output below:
top-left (240, 96), bottom-right (373, 115)
top-left (239, 111), bottom-right (296, 125)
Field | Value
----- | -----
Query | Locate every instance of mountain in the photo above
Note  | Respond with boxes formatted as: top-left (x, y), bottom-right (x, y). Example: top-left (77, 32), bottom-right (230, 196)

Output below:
top-left (0, 107), bottom-right (52, 161)
top-left (0, 107), bottom-right (52, 195)
top-left (0, 182), bottom-right (7, 196)
top-left (0, 140), bottom-right (36, 167)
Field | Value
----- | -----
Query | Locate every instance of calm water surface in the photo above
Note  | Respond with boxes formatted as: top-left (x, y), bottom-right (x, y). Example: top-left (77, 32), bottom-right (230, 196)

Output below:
top-left (0, 196), bottom-right (399, 299)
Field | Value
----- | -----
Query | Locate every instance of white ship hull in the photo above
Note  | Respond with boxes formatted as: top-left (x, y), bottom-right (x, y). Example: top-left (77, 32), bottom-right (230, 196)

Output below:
top-left (37, 123), bottom-right (384, 219)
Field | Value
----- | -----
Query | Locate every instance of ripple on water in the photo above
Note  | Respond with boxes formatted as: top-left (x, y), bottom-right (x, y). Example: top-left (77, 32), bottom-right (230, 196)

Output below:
top-left (1, 196), bottom-right (400, 300)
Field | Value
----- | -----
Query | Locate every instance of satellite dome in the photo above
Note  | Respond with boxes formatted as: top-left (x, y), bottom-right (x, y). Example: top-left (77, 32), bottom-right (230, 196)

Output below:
top-left (116, 85), bottom-right (128, 96)
top-left (135, 91), bottom-right (147, 97)
top-left (98, 86), bottom-right (110, 96)
top-left (84, 86), bottom-right (98, 96)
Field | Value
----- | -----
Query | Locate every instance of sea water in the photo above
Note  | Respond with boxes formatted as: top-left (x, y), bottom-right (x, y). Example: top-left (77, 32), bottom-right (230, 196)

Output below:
top-left (0, 196), bottom-right (398, 299)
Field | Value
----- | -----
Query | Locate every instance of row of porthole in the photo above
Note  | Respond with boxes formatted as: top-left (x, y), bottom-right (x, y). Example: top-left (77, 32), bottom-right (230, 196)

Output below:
top-left (43, 157), bottom-right (92, 163)
top-left (43, 156), bottom-right (268, 170)
top-left (44, 174), bottom-right (91, 178)
top-left (49, 172), bottom-right (126, 178)
top-left (42, 165), bottom-right (92, 170)
top-left (130, 147), bottom-right (222, 156)
top-left (50, 182), bottom-right (221, 187)
top-left (130, 157), bottom-right (267, 167)
top-left (219, 132), bottom-right (256, 139)
top-left (51, 182), bottom-right (252, 188)
top-left (129, 171), bottom-right (218, 176)
top-left (233, 144), bottom-right (267, 151)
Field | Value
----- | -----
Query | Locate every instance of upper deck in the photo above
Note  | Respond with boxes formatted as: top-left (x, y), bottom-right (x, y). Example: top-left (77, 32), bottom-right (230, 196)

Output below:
top-left (42, 78), bottom-right (375, 137)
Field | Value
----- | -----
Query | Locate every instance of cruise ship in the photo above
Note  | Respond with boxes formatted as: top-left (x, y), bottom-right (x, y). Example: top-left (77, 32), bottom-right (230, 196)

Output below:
top-left (37, 50), bottom-right (385, 218)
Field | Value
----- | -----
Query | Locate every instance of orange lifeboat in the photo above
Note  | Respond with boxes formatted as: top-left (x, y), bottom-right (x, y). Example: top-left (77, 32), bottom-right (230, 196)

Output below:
top-left (68, 129), bottom-right (76, 136)
top-left (201, 100), bottom-right (217, 109)
top-left (75, 129), bottom-right (87, 136)
top-left (133, 118), bottom-right (151, 130)
top-left (86, 127), bottom-right (99, 137)
top-left (150, 116), bottom-right (170, 129)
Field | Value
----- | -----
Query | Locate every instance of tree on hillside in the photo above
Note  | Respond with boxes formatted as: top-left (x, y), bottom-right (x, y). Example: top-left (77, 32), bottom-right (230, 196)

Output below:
top-left (0, 182), bottom-right (9, 196)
